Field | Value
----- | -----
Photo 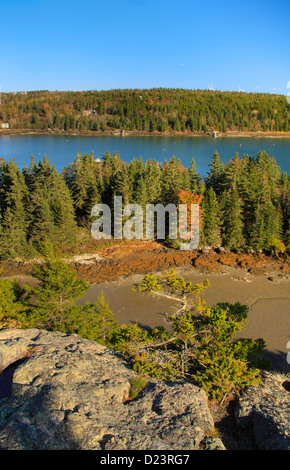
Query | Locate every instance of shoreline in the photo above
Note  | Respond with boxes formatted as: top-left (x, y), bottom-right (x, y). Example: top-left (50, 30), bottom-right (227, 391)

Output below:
top-left (1, 129), bottom-right (290, 139)
top-left (1, 243), bottom-right (290, 372)
top-left (79, 264), bottom-right (290, 374)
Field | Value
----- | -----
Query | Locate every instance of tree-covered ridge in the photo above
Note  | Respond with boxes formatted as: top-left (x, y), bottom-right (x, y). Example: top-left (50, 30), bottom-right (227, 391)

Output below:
top-left (0, 88), bottom-right (290, 133)
top-left (0, 148), bottom-right (289, 259)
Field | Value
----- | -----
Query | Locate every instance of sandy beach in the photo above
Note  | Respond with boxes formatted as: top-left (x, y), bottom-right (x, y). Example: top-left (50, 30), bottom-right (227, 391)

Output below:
top-left (79, 264), bottom-right (290, 373)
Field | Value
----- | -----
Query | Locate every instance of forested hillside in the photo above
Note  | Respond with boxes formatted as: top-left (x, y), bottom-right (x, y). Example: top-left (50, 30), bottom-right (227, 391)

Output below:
top-left (1, 88), bottom-right (290, 133)
top-left (0, 149), bottom-right (289, 259)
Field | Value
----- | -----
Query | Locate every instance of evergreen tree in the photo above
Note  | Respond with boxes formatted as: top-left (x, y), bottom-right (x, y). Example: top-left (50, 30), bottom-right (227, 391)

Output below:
top-left (161, 157), bottom-right (185, 205)
top-left (0, 277), bottom-right (32, 330)
top-left (0, 159), bottom-right (29, 258)
top-left (26, 180), bottom-right (56, 250)
top-left (78, 291), bottom-right (118, 344)
top-left (222, 187), bottom-right (244, 249)
top-left (144, 159), bottom-right (162, 204)
top-left (206, 151), bottom-right (226, 194)
top-left (63, 152), bottom-right (101, 224)
top-left (200, 187), bottom-right (222, 246)
top-left (128, 157), bottom-right (147, 207)
top-left (189, 158), bottom-right (200, 192)
top-left (31, 247), bottom-right (89, 330)
top-left (224, 152), bottom-right (242, 189)
top-left (25, 157), bottom-right (77, 251)
top-left (280, 172), bottom-right (290, 249)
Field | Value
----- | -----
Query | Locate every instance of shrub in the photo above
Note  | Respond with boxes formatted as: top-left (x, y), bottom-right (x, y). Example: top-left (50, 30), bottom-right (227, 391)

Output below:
top-left (124, 272), bottom-right (266, 401)
top-left (266, 236), bottom-right (286, 253)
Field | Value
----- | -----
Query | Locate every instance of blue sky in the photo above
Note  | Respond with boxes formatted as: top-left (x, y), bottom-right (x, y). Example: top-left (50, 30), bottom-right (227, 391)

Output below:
top-left (1, 0), bottom-right (290, 94)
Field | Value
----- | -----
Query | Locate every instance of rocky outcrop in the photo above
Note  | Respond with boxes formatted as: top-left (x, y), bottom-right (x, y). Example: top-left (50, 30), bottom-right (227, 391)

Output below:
top-left (235, 371), bottom-right (290, 450)
top-left (0, 329), bottom-right (221, 450)
top-left (0, 329), bottom-right (289, 450)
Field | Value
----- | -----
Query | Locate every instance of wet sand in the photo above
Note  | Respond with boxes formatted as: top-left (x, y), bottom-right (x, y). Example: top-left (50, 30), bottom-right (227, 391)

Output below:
top-left (78, 265), bottom-right (290, 373)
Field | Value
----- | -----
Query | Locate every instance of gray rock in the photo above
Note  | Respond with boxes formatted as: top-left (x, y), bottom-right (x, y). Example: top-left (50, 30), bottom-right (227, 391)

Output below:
top-left (235, 371), bottom-right (290, 450)
top-left (0, 329), bottom-right (214, 450)
top-left (203, 437), bottom-right (226, 450)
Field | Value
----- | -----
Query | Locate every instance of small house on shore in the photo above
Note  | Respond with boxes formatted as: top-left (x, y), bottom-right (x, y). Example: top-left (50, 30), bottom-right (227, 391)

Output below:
top-left (1, 123), bottom-right (9, 129)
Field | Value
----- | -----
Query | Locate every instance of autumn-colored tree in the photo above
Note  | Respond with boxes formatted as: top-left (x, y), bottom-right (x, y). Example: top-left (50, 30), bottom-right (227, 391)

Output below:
top-left (178, 189), bottom-right (204, 229)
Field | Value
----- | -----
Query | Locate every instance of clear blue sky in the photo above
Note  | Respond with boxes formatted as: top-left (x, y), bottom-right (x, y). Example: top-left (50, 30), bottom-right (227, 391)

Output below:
top-left (1, 0), bottom-right (290, 94)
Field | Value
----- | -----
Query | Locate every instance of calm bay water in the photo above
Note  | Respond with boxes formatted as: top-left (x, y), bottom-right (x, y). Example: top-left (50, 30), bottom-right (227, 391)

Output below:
top-left (0, 134), bottom-right (289, 176)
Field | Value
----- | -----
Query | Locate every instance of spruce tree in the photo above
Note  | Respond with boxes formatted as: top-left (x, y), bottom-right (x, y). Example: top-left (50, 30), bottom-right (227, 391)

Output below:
top-left (63, 152), bottom-right (101, 224)
top-left (0, 159), bottom-right (29, 259)
top-left (189, 158), bottom-right (200, 193)
top-left (161, 157), bottom-right (185, 205)
top-left (144, 159), bottom-right (162, 204)
top-left (24, 157), bottom-right (77, 252)
top-left (200, 187), bottom-right (222, 247)
top-left (31, 247), bottom-right (89, 330)
top-left (222, 187), bottom-right (244, 249)
top-left (79, 291), bottom-right (118, 344)
top-left (26, 180), bottom-right (56, 250)
top-left (206, 151), bottom-right (226, 194)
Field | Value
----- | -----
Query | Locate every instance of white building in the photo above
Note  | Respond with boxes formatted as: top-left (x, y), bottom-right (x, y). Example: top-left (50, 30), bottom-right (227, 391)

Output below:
top-left (1, 123), bottom-right (9, 129)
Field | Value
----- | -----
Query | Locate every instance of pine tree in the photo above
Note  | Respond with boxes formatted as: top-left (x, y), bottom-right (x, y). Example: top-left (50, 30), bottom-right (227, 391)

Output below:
top-left (0, 278), bottom-right (31, 329)
top-left (24, 157), bottom-right (77, 251)
top-left (64, 152), bottom-right (101, 224)
top-left (206, 151), bottom-right (226, 194)
top-left (128, 157), bottom-right (147, 206)
top-left (79, 291), bottom-right (118, 344)
top-left (224, 152), bottom-right (242, 189)
top-left (280, 172), bottom-right (290, 249)
top-left (31, 247), bottom-right (89, 330)
top-left (200, 187), bottom-right (222, 247)
top-left (0, 159), bottom-right (29, 259)
top-left (49, 170), bottom-right (77, 247)
top-left (222, 187), bottom-right (244, 249)
top-left (144, 159), bottom-right (162, 204)
top-left (161, 157), bottom-right (185, 205)
top-left (26, 180), bottom-right (56, 250)
top-left (189, 158), bottom-right (200, 193)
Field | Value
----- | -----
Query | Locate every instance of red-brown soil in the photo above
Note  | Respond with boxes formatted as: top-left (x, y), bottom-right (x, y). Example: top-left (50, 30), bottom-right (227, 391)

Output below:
top-left (1, 240), bottom-right (289, 284)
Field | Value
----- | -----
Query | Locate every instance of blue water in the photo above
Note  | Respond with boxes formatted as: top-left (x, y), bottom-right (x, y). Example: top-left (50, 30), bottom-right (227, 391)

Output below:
top-left (0, 134), bottom-right (289, 176)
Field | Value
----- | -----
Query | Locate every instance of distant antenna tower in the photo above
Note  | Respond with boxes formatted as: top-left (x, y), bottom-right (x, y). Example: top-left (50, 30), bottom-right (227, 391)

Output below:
top-left (208, 82), bottom-right (215, 91)
top-left (238, 85), bottom-right (244, 92)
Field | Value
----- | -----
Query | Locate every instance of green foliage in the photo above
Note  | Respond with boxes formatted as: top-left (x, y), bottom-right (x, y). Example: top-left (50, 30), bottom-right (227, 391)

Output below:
top-left (162, 268), bottom-right (210, 294)
top-left (0, 251), bottom-right (269, 402)
top-left (110, 323), bottom-right (151, 355)
top-left (30, 250), bottom-right (89, 330)
top-left (0, 249), bottom-right (118, 347)
top-left (79, 291), bottom-right (118, 344)
top-left (200, 186), bottom-right (222, 247)
top-left (2, 88), bottom-right (289, 134)
top-left (266, 236), bottom-right (286, 253)
top-left (58, 291), bottom-right (118, 345)
top-left (132, 350), bottom-right (181, 379)
top-left (128, 376), bottom-right (148, 400)
top-left (221, 187), bottom-right (245, 249)
top-left (133, 274), bottom-right (162, 292)
top-left (120, 272), bottom-right (266, 401)
top-left (0, 148), bottom-right (289, 257)
top-left (0, 277), bottom-right (31, 329)
top-left (192, 345), bottom-right (261, 401)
